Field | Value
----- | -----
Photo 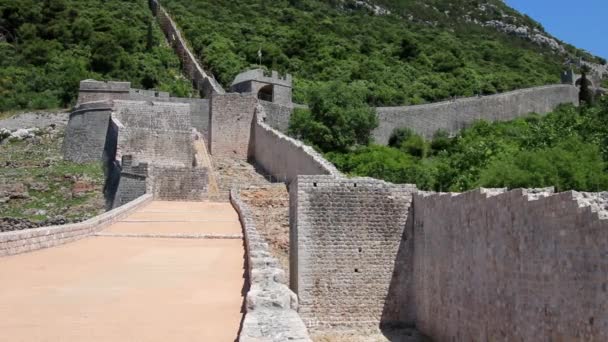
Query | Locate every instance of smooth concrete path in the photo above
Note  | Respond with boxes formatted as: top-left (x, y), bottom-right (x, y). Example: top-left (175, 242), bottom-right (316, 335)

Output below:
top-left (0, 201), bottom-right (246, 342)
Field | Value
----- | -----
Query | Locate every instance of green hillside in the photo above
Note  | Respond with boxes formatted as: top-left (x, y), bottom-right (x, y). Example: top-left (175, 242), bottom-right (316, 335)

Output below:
top-left (0, 0), bottom-right (191, 112)
top-left (161, 0), bottom-right (593, 106)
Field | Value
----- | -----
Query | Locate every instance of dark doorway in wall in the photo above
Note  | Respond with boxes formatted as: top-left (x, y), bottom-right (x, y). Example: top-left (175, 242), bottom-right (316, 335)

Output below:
top-left (258, 84), bottom-right (273, 102)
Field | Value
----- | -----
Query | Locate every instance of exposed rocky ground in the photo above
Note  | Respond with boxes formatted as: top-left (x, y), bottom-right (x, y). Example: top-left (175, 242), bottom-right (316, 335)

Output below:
top-left (212, 156), bottom-right (272, 200)
top-left (209, 155), bottom-right (292, 272)
top-left (0, 113), bottom-right (105, 232)
top-left (240, 185), bottom-right (290, 274)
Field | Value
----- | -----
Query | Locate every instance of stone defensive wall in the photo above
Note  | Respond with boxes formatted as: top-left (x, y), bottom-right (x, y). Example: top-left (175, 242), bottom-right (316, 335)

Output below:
top-left (112, 100), bottom-right (194, 167)
top-left (67, 82), bottom-right (207, 164)
top-left (149, 0), bottom-right (224, 97)
top-left (77, 80), bottom-right (164, 105)
top-left (411, 189), bottom-right (608, 341)
top-left (252, 105), bottom-right (342, 184)
top-left (112, 157), bottom-right (149, 208)
top-left (108, 100), bottom-right (209, 206)
top-left (230, 189), bottom-right (311, 341)
top-left (74, 80), bottom-right (210, 143)
top-left (63, 100), bottom-right (113, 163)
top-left (289, 175), bottom-right (417, 329)
top-left (207, 93), bottom-right (340, 182)
top-left (0, 194), bottom-right (152, 257)
top-left (288, 170), bottom-right (608, 341)
top-left (208, 93), bottom-right (258, 159)
top-left (110, 157), bottom-right (209, 208)
top-left (373, 84), bottom-right (579, 142)
top-left (259, 100), bottom-right (295, 134)
top-left (65, 91), bottom-right (211, 207)
top-left (77, 80), bottom-right (131, 105)
top-left (149, 166), bottom-right (208, 201)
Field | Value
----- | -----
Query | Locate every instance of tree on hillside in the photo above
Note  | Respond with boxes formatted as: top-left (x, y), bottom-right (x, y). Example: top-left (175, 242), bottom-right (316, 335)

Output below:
top-left (398, 34), bottom-right (420, 61)
top-left (146, 20), bottom-right (155, 51)
top-left (579, 66), bottom-right (594, 106)
top-left (288, 81), bottom-right (378, 152)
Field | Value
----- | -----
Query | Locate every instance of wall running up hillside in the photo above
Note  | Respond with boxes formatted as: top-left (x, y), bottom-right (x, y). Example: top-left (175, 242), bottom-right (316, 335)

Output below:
top-left (373, 84), bottom-right (579, 142)
top-left (150, 0), bottom-right (224, 97)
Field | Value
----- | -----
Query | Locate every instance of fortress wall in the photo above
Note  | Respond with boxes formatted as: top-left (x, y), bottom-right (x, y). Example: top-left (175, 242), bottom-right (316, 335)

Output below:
top-left (150, 166), bottom-right (208, 201)
top-left (165, 98), bottom-right (209, 141)
top-left (290, 175), bottom-right (417, 329)
top-left (113, 173), bottom-right (147, 209)
top-left (77, 80), bottom-right (131, 105)
top-left (273, 84), bottom-right (293, 106)
top-left (77, 80), bottom-right (210, 144)
top-left (153, 1), bottom-right (224, 97)
top-left (112, 157), bottom-right (149, 209)
top-left (129, 88), bottom-right (211, 141)
top-left (129, 88), bottom-right (170, 101)
top-left (208, 93), bottom-right (258, 159)
top-left (182, 98), bottom-right (209, 140)
top-left (412, 189), bottom-right (608, 341)
top-left (373, 84), bottom-right (579, 142)
top-left (113, 100), bottom-right (194, 167)
top-left (0, 194), bottom-right (152, 257)
top-left (252, 105), bottom-right (341, 184)
top-left (230, 189), bottom-right (312, 341)
top-left (259, 100), bottom-right (293, 133)
top-left (63, 101), bottom-right (113, 163)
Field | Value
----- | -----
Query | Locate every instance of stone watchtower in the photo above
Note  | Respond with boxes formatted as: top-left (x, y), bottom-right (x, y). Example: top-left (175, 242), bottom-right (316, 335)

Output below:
top-left (230, 69), bottom-right (292, 105)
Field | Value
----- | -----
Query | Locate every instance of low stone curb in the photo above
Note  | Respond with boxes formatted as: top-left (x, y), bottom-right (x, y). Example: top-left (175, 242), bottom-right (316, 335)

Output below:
top-left (94, 232), bottom-right (243, 239)
top-left (230, 189), bottom-right (312, 342)
top-left (0, 194), bottom-right (153, 257)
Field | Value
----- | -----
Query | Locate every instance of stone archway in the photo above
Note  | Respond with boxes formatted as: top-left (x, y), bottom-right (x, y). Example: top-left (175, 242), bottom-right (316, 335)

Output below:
top-left (257, 84), bottom-right (273, 102)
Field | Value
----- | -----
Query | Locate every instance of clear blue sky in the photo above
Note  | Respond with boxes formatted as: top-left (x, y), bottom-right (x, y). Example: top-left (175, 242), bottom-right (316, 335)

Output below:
top-left (505, 0), bottom-right (607, 59)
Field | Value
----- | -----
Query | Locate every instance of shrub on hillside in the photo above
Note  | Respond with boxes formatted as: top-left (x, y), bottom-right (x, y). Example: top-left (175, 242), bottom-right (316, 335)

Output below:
top-left (288, 81), bottom-right (378, 152)
top-left (478, 137), bottom-right (608, 191)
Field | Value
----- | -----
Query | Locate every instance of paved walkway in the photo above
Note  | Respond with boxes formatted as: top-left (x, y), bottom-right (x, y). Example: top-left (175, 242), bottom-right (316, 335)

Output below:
top-left (0, 201), bottom-right (246, 342)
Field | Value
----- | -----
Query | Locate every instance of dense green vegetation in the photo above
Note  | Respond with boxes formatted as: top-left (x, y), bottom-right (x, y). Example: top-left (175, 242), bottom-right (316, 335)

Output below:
top-left (0, 0), bottom-right (192, 112)
top-left (162, 0), bottom-right (592, 106)
top-left (326, 99), bottom-right (608, 192)
top-left (289, 81), bottom-right (378, 152)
